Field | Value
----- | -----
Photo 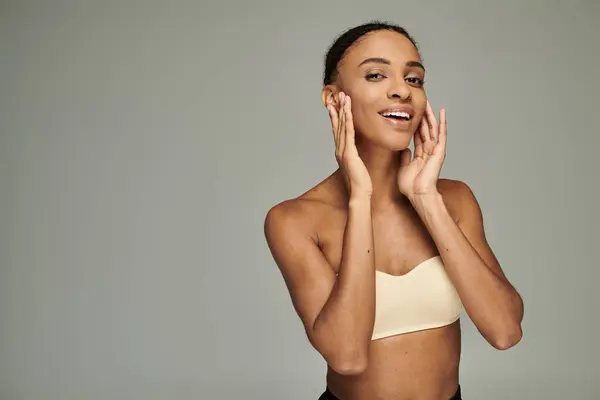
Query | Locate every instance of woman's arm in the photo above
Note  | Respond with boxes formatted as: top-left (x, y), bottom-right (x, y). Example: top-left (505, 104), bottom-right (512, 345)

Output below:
top-left (264, 194), bottom-right (376, 374)
top-left (411, 179), bottom-right (524, 350)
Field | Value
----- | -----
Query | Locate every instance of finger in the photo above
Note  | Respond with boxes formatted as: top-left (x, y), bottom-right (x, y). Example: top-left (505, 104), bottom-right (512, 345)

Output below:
top-left (338, 96), bottom-right (346, 154)
top-left (419, 114), bottom-right (430, 144)
top-left (344, 96), bottom-right (355, 150)
top-left (326, 103), bottom-right (340, 148)
top-left (399, 148), bottom-right (412, 166)
top-left (434, 108), bottom-right (447, 156)
top-left (425, 101), bottom-right (438, 142)
top-left (414, 130), bottom-right (424, 158)
top-left (338, 92), bottom-right (345, 115)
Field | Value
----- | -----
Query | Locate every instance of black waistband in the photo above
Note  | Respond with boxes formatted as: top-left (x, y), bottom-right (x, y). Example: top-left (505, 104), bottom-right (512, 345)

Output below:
top-left (319, 384), bottom-right (462, 400)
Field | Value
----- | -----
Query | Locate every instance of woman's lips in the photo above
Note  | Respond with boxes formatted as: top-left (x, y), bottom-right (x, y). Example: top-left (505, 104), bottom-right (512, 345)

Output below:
top-left (380, 114), bottom-right (412, 130)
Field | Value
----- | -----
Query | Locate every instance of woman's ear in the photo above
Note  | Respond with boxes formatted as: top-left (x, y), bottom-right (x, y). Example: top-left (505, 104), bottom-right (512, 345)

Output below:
top-left (321, 85), bottom-right (340, 110)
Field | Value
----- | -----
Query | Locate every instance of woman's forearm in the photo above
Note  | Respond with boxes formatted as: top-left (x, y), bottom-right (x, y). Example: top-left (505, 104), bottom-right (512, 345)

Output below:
top-left (312, 195), bottom-right (376, 372)
top-left (411, 193), bottom-right (523, 349)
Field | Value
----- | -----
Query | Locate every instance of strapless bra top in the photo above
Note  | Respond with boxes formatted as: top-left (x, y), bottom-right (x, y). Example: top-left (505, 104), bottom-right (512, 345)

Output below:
top-left (371, 256), bottom-right (463, 340)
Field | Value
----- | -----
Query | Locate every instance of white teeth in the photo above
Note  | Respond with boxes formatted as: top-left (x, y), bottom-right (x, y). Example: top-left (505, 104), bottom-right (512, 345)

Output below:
top-left (382, 111), bottom-right (411, 119)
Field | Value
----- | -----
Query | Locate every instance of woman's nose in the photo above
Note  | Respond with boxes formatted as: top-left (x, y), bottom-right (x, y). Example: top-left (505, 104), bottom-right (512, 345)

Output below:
top-left (387, 80), bottom-right (411, 101)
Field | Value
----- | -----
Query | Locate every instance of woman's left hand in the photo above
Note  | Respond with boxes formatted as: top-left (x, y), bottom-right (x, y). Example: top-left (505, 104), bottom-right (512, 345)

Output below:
top-left (397, 101), bottom-right (447, 201)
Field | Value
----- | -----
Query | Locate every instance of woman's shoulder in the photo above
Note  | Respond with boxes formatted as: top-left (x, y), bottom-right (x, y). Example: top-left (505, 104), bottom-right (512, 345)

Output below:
top-left (437, 178), bottom-right (470, 197)
top-left (436, 178), bottom-right (480, 222)
top-left (264, 177), bottom-right (347, 238)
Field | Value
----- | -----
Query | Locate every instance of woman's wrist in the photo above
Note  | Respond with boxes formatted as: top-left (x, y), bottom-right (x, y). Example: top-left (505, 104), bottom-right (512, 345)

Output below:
top-left (348, 193), bottom-right (372, 209)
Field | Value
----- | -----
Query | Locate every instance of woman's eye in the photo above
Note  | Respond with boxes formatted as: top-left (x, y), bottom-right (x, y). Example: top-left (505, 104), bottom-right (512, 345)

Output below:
top-left (406, 77), bottom-right (425, 86)
top-left (366, 73), bottom-right (385, 80)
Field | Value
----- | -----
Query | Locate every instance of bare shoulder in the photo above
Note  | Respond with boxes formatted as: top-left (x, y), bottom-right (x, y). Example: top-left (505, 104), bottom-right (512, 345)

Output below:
top-left (436, 178), bottom-right (481, 224)
top-left (264, 197), bottom-right (319, 241)
top-left (436, 178), bottom-right (474, 200)
top-left (264, 175), bottom-right (346, 242)
top-left (265, 197), bottom-right (334, 237)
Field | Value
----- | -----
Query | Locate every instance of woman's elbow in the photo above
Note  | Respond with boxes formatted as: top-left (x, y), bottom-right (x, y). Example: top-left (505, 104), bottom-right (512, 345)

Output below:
top-left (309, 330), bottom-right (369, 375)
top-left (490, 324), bottom-right (523, 350)
top-left (321, 342), bottom-right (369, 375)
top-left (329, 353), bottom-right (368, 375)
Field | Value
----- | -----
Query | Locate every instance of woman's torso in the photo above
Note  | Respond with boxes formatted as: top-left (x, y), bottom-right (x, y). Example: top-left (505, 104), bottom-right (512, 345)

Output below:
top-left (299, 173), bottom-right (462, 400)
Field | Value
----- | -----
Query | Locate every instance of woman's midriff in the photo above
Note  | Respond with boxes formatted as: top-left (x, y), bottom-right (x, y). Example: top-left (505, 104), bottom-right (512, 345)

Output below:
top-left (325, 321), bottom-right (461, 400)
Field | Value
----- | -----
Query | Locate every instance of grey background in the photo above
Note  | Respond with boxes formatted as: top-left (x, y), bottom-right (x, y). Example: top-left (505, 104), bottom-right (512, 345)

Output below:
top-left (1, 1), bottom-right (599, 399)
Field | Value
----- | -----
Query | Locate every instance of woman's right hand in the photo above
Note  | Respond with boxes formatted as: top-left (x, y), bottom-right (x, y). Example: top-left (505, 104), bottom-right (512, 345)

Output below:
top-left (326, 93), bottom-right (372, 198)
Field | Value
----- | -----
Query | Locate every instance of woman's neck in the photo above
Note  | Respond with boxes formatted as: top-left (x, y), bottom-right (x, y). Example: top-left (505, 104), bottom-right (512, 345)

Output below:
top-left (356, 143), bottom-right (405, 209)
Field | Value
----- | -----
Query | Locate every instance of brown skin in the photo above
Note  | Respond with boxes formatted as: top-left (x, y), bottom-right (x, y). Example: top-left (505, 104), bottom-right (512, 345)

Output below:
top-left (264, 30), bottom-right (523, 400)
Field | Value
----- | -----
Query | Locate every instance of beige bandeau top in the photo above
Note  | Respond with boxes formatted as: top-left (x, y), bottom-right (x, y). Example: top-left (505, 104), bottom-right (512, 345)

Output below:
top-left (371, 256), bottom-right (463, 340)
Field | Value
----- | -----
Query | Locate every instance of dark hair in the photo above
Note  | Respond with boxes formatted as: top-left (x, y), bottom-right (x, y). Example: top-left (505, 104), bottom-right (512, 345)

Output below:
top-left (323, 21), bottom-right (419, 86)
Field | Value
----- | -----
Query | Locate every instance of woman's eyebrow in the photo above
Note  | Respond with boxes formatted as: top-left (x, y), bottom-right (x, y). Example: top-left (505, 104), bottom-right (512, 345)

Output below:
top-left (358, 57), bottom-right (425, 72)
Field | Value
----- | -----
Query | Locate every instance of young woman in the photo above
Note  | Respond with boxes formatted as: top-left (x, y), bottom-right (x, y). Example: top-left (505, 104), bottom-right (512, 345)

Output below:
top-left (264, 21), bottom-right (524, 400)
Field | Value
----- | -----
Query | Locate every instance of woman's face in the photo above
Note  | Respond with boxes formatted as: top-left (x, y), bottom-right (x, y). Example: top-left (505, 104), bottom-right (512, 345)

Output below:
top-left (327, 30), bottom-right (427, 151)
